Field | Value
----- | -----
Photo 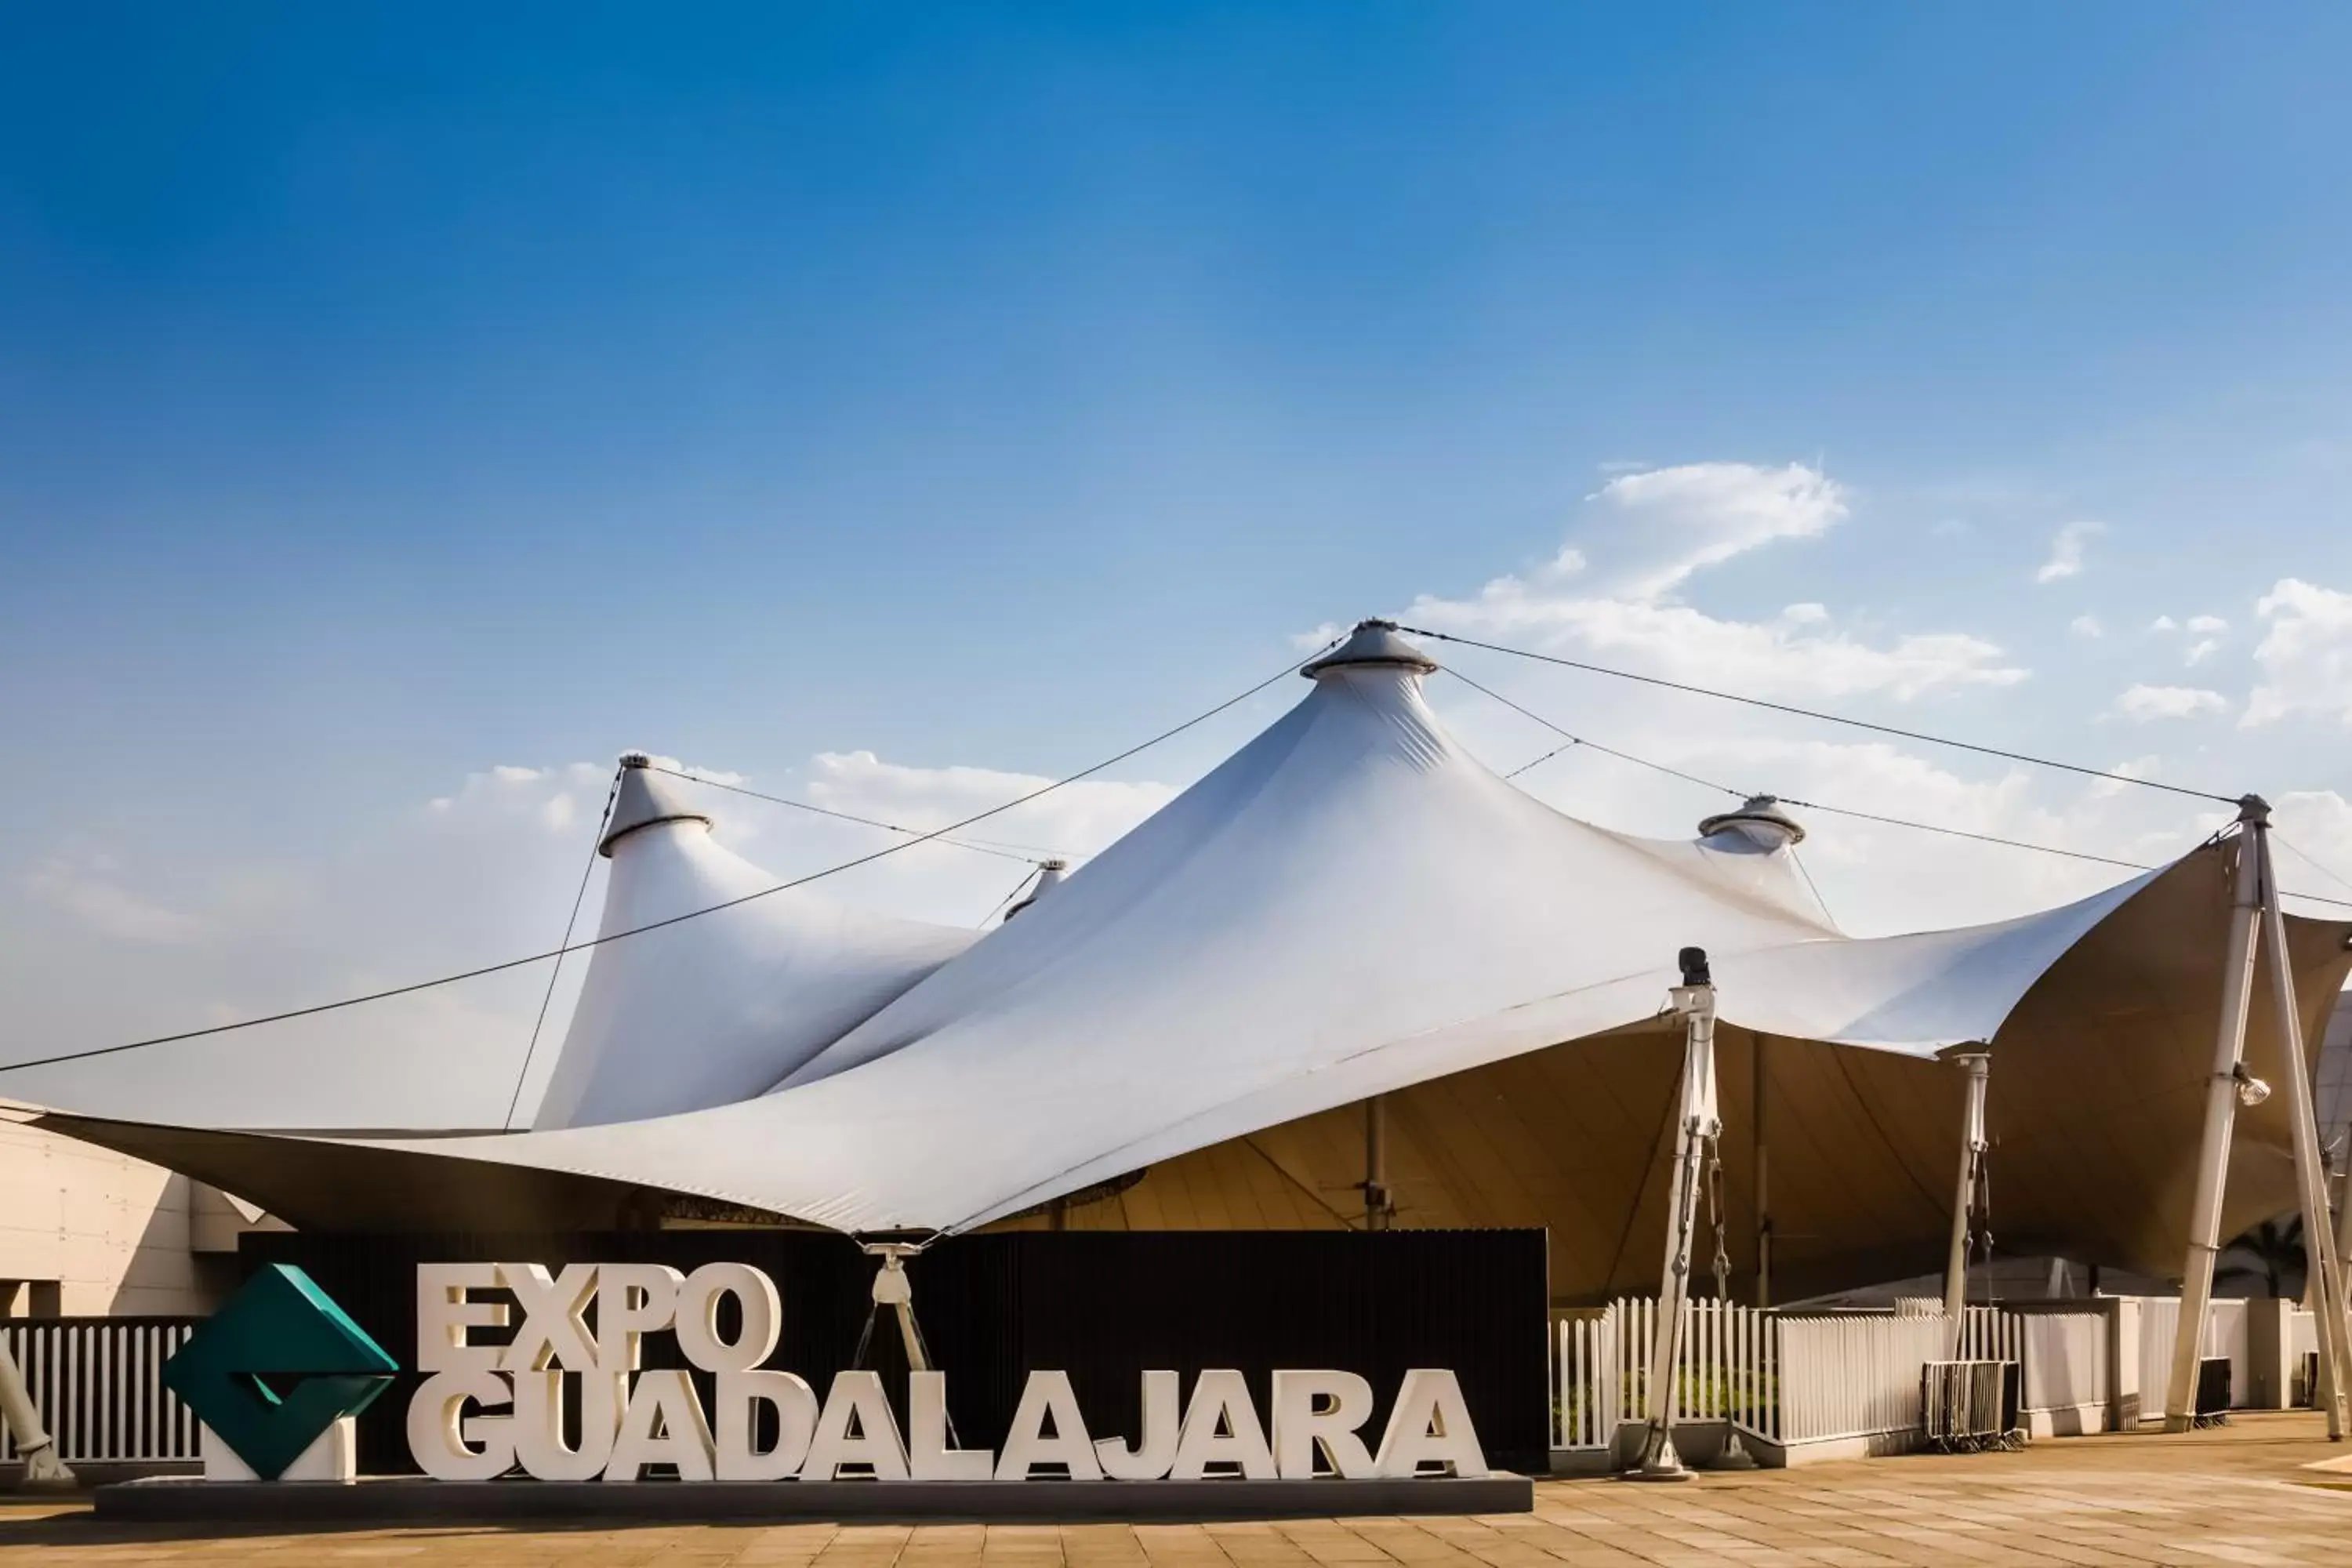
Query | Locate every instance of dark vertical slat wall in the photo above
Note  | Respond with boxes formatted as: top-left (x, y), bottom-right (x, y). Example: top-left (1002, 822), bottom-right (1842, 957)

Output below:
top-left (241, 1229), bottom-right (1550, 1475)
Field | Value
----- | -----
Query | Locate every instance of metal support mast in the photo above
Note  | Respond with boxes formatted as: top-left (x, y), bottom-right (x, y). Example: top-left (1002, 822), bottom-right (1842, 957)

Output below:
top-left (1364, 1096), bottom-right (1392, 1231)
top-left (1753, 1034), bottom-right (1772, 1309)
top-left (1626, 947), bottom-right (1719, 1483)
top-left (2253, 821), bottom-right (2351, 1439)
top-left (2165, 801), bottom-right (2269, 1432)
top-left (1941, 1049), bottom-right (1991, 1359)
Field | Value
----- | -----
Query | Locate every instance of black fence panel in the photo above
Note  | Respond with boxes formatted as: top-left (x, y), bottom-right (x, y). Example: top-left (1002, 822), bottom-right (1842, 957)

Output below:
top-left (241, 1229), bottom-right (1549, 1475)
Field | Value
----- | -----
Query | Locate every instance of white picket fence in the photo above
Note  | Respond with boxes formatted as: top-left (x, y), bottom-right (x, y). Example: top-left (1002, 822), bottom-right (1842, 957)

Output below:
top-left (0, 1319), bottom-right (201, 1464)
top-left (1555, 1298), bottom-right (2057, 1456)
top-left (1773, 1313), bottom-right (1953, 1444)
top-left (1555, 1298), bottom-right (1979, 1452)
top-left (1555, 1298), bottom-right (1780, 1446)
top-left (1553, 1292), bottom-right (2330, 1460)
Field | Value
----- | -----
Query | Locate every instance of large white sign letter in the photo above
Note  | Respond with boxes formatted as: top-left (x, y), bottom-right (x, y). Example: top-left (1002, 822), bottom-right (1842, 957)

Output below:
top-left (498, 1264), bottom-right (601, 1374)
top-left (800, 1370), bottom-right (910, 1481)
top-left (605, 1368), bottom-right (717, 1482)
top-left (1094, 1370), bottom-right (1182, 1481)
top-left (907, 1370), bottom-right (994, 1480)
top-left (675, 1262), bottom-right (781, 1374)
top-left (1271, 1370), bottom-right (1376, 1479)
top-left (714, 1370), bottom-right (820, 1482)
top-left (595, 1263), bottom-right (684, 1374)
top-left (995, 1370), bottom-right (1103, 1481)
top-left (1373, 1369), bottom-right (1488, 1479)
top-left (512, 1367), bottom-right (626, 1480)
top-left (406, 1368), bottom-right (514, 1481)
top-left (1168, 1369), bottom-right (1276, 1480)
top-left (416, 1265), bottom-right (508, 1374)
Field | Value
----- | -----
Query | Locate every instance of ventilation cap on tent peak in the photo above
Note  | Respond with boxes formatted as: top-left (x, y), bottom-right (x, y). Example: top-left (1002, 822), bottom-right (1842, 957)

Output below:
top-left (601, 755), bottom-right (714, 856)
top-left (1299, 619), bottom-right (1440, 679)
top-left (1003, 858), bottom-right (1069, 922)
top-left (1697, 794), bottom-right (1806, 851)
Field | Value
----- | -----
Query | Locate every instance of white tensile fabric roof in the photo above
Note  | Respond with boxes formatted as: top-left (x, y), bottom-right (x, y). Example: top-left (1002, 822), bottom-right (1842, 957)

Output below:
top-left (346, 622), bottom-right (2163, 1235)
top-left (532, 762), bottom-right (975, 1131)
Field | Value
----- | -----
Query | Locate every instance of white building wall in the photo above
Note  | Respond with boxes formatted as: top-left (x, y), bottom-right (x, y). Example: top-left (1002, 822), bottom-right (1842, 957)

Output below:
top-left (0, 1102), bottom-right (270, 1317)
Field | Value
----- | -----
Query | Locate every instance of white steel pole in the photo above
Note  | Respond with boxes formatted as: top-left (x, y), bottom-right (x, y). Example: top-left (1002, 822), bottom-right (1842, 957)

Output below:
top-left (0, 1332), bottom-right (74, 1487)
top-left (1943, 1051), bottom-right (1991, 1359)
top-left (2253, 822), bottom-right (2351, 1439)
top-left (1629, 948), bottom-right (1719, 1481)
top-left (2165, 801), bottom-right (2269, 1432)
top-left (1753, 1034), bottom-right (1772, 1309)
top-left (2338, 1158), bottom-right (2352, 1358)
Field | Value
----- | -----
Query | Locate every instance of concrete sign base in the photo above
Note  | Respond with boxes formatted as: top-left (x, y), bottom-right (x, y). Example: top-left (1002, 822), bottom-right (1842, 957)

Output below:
top-left (96, 1473), bottom-right (1534, 1523)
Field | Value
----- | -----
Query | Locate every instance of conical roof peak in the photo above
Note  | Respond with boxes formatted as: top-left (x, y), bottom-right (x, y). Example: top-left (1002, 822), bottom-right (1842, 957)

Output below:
top-left (1299, 619), bottom-right (1439, 679)
top-left (600, 753), bottom-right (714, 856)
top-left (1698, 794), bottom-right (1806, 851)
top-left (1003, 859), bottom-right (1068, 922)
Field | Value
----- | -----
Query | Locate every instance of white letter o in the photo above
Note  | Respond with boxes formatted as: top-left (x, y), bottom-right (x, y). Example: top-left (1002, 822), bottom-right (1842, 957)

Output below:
top-left (675, 1262), bottom-right (781, 1373)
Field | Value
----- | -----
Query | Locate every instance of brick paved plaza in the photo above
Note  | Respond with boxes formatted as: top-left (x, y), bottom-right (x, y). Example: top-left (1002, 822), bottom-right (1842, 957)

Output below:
top-left (6, 1415), bottom-right (2352, 1566)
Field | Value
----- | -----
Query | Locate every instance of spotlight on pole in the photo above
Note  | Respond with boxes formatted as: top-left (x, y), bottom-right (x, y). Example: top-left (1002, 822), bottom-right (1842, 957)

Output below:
top-left (2232, 1062), bottom-right (2271, 1109)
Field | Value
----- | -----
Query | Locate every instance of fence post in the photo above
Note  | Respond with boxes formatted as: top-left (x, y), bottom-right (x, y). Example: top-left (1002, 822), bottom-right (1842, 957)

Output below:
top-left (2107, 1297), bottom-right (2141, 1430)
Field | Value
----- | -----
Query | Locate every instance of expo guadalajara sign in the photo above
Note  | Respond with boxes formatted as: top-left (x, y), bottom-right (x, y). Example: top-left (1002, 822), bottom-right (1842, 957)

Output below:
top-left (408, 1261), bottom-right (1490, 1483)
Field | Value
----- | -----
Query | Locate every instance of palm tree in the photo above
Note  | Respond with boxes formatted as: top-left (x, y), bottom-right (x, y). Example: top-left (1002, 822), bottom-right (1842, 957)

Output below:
top-left (2217, 1214), bottom-right (2305, 1298)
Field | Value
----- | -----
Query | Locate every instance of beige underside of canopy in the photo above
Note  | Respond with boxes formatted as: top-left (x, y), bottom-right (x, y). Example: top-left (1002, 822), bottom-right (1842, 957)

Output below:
top-left (986, 848), bottom-right (2352, 1305)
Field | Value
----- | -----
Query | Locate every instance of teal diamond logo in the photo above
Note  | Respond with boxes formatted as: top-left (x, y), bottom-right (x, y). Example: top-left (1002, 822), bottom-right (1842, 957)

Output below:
top-left (162, 1264), bottom-right (397, 1479)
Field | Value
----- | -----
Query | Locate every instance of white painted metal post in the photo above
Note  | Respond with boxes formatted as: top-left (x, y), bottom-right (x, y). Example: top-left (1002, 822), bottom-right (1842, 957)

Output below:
top-left (1943, 1050), bottom-right (1991, 1359)
top-left (1753, 1034), bottom-right (1772, 1309)
top-left (2253, 822), bottom-right (2351, 1439)
top-left (2165, 801), bottom-right (2269, 1432)
top-left (1628, 948), bottom-right (1719, 1481)
top-left (0, 1332), bottom-right (74, 1486)
top-left (2338, 1158), bottom-right (2352, 1361)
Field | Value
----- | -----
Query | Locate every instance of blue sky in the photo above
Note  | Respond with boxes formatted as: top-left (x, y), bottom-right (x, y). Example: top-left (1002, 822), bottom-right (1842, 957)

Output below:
top-left (5, 5), bottom-right (2350, 1123)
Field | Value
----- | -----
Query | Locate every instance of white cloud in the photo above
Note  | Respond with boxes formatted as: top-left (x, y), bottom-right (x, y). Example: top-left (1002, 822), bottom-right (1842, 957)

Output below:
top-left (2245, 577), bottom-right (2352, 728)
top-left (2034, 521), bottom-right (2105, 584)
top-left (2082, 755), bottom-right (2163, 801)
top-left (426, 760), bottom-right (615, 837)
top-left (1290, 622), bottom-right (1345, 652)
top-left (1584, 462), bottom-right (1845, 601)
top-left (2270, 791), bottom-right (2352, 912)
top-left (2112, 684), bottom-right (2229, 722)
top-left (2184, 638), bottom-right (2221, 667)
top-left (1404, 461), bottom-right (2025, 701)
top-left (2069, 615), bottom-right (2103, 639)
top-left (22, 853), bottom-right (202, 944)
top-left (806, 751), bottom-right (1175, 859)
top-left (2187, 615), bottom-right (2228, 634)
top-left (2149, 615), bottom-right (2180, 633)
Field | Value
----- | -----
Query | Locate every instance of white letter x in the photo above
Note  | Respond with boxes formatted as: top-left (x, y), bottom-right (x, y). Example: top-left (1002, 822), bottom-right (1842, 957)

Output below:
top-left (497, 1263), bottom-right (601, 1373)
